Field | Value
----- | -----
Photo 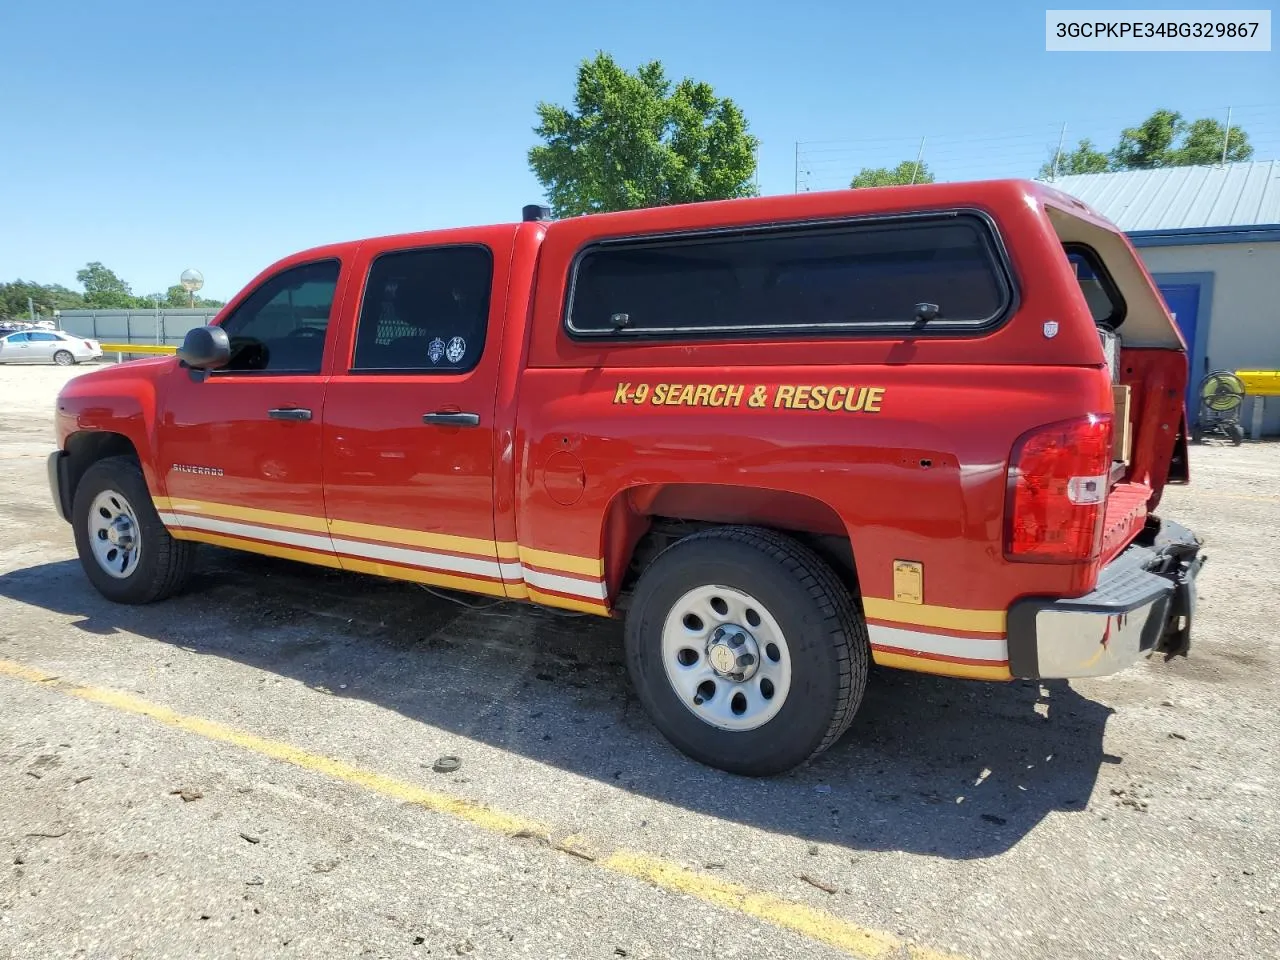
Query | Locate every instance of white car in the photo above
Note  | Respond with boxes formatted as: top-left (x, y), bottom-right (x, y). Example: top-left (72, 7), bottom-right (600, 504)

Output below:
top-left (0, 330), bottom-right (103, 365)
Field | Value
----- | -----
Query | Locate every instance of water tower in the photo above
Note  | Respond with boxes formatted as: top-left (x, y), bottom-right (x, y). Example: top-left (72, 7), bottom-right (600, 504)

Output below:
top-left (179, 269), bottom-right (205, 308)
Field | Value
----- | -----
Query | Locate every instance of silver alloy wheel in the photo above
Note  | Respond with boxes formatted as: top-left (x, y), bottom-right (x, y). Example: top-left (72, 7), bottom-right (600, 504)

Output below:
top-left (54, 350), bottom-right (74, 366)
top-left (87, 489), bottom-right (142, 579)
top-left (661, 584), bottom-right (793, 731)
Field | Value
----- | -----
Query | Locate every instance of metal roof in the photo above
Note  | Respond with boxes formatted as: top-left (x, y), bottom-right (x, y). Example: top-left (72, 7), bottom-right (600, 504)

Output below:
top-left (1048, 161), bottom-right (1280, 233)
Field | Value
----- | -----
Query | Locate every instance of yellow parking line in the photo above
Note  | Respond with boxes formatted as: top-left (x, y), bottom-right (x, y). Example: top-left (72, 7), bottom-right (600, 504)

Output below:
top-left (0, 657), bottom-right (962, 960)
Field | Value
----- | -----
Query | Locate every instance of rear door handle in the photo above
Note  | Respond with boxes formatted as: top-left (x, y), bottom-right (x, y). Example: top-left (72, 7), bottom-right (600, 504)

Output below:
top-left (422, 412), bottom-right (480, 427)
top-left (268, 407), bottom-right (313, 421)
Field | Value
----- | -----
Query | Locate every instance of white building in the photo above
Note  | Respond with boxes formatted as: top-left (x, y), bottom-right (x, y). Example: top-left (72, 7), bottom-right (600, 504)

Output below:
top-left (1053, 161), bottom-right (1280, 436)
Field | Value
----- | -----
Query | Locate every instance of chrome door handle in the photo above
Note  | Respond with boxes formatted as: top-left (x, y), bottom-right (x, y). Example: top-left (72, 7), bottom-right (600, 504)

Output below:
top-left (268, 407), bottom-right (312, 421)
top-left (422, 412), bottom-right (480, 427)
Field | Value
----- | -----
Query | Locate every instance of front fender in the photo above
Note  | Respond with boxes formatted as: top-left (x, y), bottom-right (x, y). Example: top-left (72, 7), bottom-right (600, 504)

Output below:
top-left (55, 359), bottom-right (169, 496)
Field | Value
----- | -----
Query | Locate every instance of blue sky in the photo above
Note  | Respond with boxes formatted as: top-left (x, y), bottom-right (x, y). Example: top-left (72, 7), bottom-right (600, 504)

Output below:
top-left (2, 0), bottom-right (1276, 300)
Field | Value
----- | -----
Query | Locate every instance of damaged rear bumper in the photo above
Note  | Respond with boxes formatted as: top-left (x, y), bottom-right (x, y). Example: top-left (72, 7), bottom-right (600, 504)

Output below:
top-left (1006, 518), bottom-right (1204, 679)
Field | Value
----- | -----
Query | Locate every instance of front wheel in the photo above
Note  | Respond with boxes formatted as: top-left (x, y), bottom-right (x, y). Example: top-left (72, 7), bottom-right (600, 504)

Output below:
top-left (624, 526), bottom-right (869, 776)
top-left (53, 350), bottom-right (76, 366)
top-left (71, 455), bottom-right (194, 603)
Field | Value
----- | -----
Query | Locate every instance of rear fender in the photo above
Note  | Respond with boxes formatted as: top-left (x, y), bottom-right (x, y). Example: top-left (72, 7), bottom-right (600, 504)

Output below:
top-left (601, 482), bottom-right (858, 598)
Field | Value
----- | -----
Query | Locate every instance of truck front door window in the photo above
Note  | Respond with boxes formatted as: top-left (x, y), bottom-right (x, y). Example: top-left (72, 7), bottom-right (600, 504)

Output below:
top-left (217, 260), bottom-right (340, 374)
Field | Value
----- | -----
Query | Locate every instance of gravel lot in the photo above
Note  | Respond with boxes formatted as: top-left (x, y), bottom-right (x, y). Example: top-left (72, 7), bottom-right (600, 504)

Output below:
top-left (1, 362), bottom-right (1277, 960)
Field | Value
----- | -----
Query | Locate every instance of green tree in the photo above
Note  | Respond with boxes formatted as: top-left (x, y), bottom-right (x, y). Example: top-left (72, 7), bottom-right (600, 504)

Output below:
top-left (1039, 110), bottom-right (1254, 179)
top-left (528, 53), bottom-right (758, 217)
top-left (1110, 109), bottom-right (1184, 169)
top-left (1111, 109), bottom-right (1253, 169)
top-left (165, 284), bottom-right (191, 307)
top-left (1174, 117), bottom-right (1253, 165)
top-left (75, 262), bottom-right (136, 309)
top-left (849, 160), bottom-right (935, 188)
top-left (0, 281), bottom-right (85, 319)
top-left (1039, 138), bottom-right (1110, 179)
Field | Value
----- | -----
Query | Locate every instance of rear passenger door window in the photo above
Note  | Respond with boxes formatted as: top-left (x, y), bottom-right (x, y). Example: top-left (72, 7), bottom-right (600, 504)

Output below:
top-left (215, 260), bottom-right (340, 375)
top-left (351, 246), bottom-right (493, 373)
top-left (566, 214), bottom-right (1012, 339)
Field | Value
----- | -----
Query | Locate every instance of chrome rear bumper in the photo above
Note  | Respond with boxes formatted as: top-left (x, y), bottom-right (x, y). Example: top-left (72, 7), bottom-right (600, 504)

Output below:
top-left (1006, 519), bottom-right (1204, 679)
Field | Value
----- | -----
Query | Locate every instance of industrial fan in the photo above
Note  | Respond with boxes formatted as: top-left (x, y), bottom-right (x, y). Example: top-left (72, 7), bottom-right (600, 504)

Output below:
top-left (1191, 371), bottom-right (1246, 445)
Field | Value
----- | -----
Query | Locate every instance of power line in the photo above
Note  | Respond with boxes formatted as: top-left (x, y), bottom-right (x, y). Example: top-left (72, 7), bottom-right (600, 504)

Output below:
top-left (795, 101), bottom-right (1280, 149)
top-left (793, 104), bottom-right (1279, 191)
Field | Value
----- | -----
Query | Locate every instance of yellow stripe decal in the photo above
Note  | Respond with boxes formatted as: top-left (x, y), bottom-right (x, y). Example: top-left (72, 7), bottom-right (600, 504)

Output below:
top-left (160, 497), bottom-right (330, 534)
top-left (170, 529), bottom-right (344, 569)
top-left (872, 650), bottom-right (1013, 682)
top-left (156, 497), bottom-right (596, 575)
top-left (518, 545), bottom-right (604, 578)
top-left (862, 598), bottom-right (1006, 635)
top-left (0, 658), bottom-right (966, 960)
top-left (338, 556), bottom-right (508, 598)
top-left (157, 499), bottom-right (1003, 637)
top-left (526, 586), bottom-right (611, 616)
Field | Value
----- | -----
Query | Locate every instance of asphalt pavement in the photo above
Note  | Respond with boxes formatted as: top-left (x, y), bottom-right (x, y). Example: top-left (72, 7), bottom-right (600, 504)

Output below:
top-left (1, 364), bottom-right (1277, 959)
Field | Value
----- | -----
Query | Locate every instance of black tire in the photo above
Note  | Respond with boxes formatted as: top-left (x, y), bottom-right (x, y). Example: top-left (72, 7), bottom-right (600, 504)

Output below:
top-left (624, 525), bottom-right (869, 776)
top-left (53, 350), bottom-right (76, 366)
top-left (71, 455), bottom-right (194, 604)
top-left (1190, 423), bottom-right (1204, 444)
top-left (1227, 423), bottom-right (1245, 446)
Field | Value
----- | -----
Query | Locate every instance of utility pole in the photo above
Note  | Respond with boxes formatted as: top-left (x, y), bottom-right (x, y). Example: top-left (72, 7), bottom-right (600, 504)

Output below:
top-left (794, 142), bottom-right (799, 193)
top-left (1221, 106), bottom-right (1233, 165)
top-left (28, 297), bottom-right (35, 323)
top-left (910, 137), bottom-right (926, 185)
top-left (1052, 122), bottom-right (1068, 181)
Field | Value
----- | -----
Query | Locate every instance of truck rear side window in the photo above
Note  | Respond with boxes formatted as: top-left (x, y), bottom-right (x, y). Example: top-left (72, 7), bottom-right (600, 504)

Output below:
top-left (566, 214), bottom-right (1012, 339)
top-left (352, 246), bottom-right (493, 373)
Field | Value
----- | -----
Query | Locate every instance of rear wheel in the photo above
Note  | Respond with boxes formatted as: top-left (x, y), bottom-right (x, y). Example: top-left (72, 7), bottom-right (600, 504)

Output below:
top-left (71, 455), bottom-right (194, 603)
top-left (624, 526), bottom-right (868, 776)
top-left (1227, 423), bottom-right (1245, 445)
top-left (53, 350), bottom-right (76, 366)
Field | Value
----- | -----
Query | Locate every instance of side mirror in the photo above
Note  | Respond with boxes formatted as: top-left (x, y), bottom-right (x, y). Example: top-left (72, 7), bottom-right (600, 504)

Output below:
top-left (177, 325), bottom-right (230, 371)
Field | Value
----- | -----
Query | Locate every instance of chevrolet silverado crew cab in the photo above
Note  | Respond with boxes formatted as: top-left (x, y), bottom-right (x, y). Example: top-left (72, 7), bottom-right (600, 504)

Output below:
top-left (49, 181), bottom-right (1203, 775)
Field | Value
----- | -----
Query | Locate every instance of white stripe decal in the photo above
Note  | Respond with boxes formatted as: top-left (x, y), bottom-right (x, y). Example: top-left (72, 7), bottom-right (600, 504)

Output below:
top-left (868, 624), bottom-right (1009, 663)
top-left (329, 537), bottom-right (503, 579)
top-left (159, 513), bottom-right (335, 553)
top-left (521, 566), bottom-right (609, 601)
top-left (159, 510), bottom-right (608, 602)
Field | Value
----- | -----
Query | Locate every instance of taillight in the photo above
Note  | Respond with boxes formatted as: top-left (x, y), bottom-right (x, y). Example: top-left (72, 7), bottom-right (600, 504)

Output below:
top-left (1005, 414), bottom-right (1113, 563)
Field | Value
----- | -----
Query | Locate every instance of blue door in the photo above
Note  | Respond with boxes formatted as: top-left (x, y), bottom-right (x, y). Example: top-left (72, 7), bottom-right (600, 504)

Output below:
top-left (1156, 282), bottom-right (1201, 411)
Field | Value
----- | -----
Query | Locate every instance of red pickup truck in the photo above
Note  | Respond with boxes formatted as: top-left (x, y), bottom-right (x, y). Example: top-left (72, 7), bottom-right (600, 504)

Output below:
top-left (49, 180), bottom-right (1203, 775)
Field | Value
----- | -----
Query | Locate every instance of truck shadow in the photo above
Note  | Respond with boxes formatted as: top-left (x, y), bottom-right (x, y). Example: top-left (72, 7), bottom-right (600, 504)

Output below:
top-left (0, 551), bottom-right (1114, 860)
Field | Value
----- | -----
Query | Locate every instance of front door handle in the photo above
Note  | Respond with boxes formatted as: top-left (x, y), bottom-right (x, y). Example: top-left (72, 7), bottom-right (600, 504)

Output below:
top-left (423, 412), bottom-right (480, 427)
top-left (268, 407), bottom-right (312, 421)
